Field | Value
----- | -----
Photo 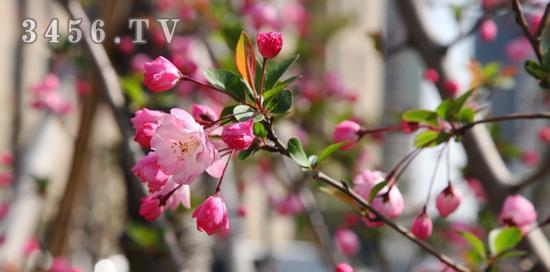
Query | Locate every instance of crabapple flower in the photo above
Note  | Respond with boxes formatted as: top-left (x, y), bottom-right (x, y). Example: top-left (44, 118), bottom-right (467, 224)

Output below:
top-left (222, 119), bottom-right (255, 150)
top-left (131, 54), bottom-right (151, 74)
top-left (479, 19), bottom-right (497, 42)
top-left (0, 173), bottom-right (12, 186)
top-left (49, 257), bottom-right (80, 272)
top-left (117, 36), bottom-right (135, 55)
top-left (23, 237), bottom-right (40, 256)
top-left (353, 170), bottom-right (404, 227)
top-left (0, 203), bottom-right (9, 221)
top-left (76, 79), bottom-right (90, 96)
top-left (31, 74), bottom-right (72, 114)
top-left (245, 3), bottom-right (281, 30)
top-left (132, 152), bottom-right (169, 192)
top-left (144, 56), bottom-right (182, 92)
top-left (257, 32), bottom-right (283, 59)
top-left (283, 2), bottom-right (310, 36)
top-left (522, 150), bottom-right (540, 166)
top-left (335, 263), bottom-right (354, 272)
top-left (499, 194), bottom-right (537, 233)
top-left (443, 80), bottom-right (459, 97)
top-left (192, 193), bottom-right (230, 235)
top-left (151, 109), bottom-right (219, 184)
top-left (237, 204), bottom-right (247, 217)
top-left (131, 108), bottom-right (164, 149)
top-left (333, 120), bottom-right (361, 150)
top-left (334, 228), bottom-right (360, 257)
top-left (423, 68), bottom-right (439, 83)
top-left (436, 184), bottom-right (463, 218)
top-left (538, 127), bottom-right (550, 143)
top-left (274, 194), bottom-right (304, 215)
top-left (482, 0), bottom-right (504, 9)
top-left (506, 37), bottom-right (532, 62)
top-left (0, 151), bottom-right (13, 165)
top-left (192, 104), bottom-right (218, 125)
top-left (139, 196), bottom-right (162, 221)
top-left (411, 210), bottom-right (433, 240)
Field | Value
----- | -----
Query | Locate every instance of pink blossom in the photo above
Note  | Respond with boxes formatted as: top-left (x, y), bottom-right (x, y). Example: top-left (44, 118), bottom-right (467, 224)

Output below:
top-left (443, 80), bottom-right (459, 97)
top-left (144, 56), bottom-right (182, 92)
top-left (132, 152), bottom-right (169, 192)
top-left (245, 3), bottom-right (281, 30)
top-left (480, 19), bottom-right (498, 42)
top-left (274, 194), bottom-right (304, 215)
top-left (237, 204), bottom-right (247, 217)
top-left (31, 74), bottom-right (72, 114)
top-left (157, 0), bottom-right (175, 12)
top-left (222, 119), bottom-right (255, 150)
top-left (0, 151), bottom-right (13, 165)
top-left (539, 127), bottom-right (550, 143)
top-left (522, 150), bottom-right (540, 166)
top-left (423, 68), bottom-right (439, 83)
top-left (0, 203), bottom-right (9, 221)
top-left (179, 3), bottom-right (197, 22)
top-left (131, 53), bottom-right (151, 74)
top-left (159, 182), bottom-right (191, 210)
top-left (170, 53), bottom-right (198, 76)
top-left (192, 193), bottom-right (230, 235)
top-left (76, 79), bottom-right (90, 96)
top-left (117, 36), bottom-right (135, 55)
top-left (139, 195), bottom-right (163, 221)
top-left (506, 37), bottom-right (532, 62)
top-left (257, 32), bottom-right (283, 59)
top-left (168, 36), bottom-right (194, 54)
top-left (466, 176), bottom-right (487, 202)
top-left (353, 170), bottom-right (386, 196)
top-left (482, 0), bottom-right (504, 9)
top-left (436, 184), bottom-right (463, 218)
top-left (23, 237), bottom-right (40, 256)
top-left (192, 104), bottom-right (218, 125)
top-left (333, 120), bottom-right (361, 150)
top-left (151, 109), bottom-right (219, 184)
top-left (0, 172), bottom-right (12, 186)
top-left (499, 194), bottom-right (537, 232)
top-left (49, 257), bottom-right (80, 272)
top-left (411, 210), bottom-right (433, 240)
top-left (529, 13), bottom-right (543, 34)
top-left (334, 228), bottom-right (360, 257)
top-left (131, 108), bottom-right (165, 149)
top-left (335, 263), bottom-right (354, 272)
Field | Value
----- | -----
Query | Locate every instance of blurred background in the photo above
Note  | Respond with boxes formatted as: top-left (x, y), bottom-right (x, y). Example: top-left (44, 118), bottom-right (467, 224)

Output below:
top-left (0, 0), bottom-right (548, 271)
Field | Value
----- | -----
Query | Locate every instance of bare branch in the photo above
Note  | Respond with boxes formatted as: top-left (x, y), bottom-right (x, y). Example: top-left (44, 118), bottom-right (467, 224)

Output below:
top-left (511, 0), bottom-right (543, 63)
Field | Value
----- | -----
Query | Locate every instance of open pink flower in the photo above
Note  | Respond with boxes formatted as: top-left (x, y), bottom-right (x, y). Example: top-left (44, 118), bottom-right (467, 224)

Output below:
top-left (333, 120), bottom-right (361, 150)
top-left (151, 109), bottom-right (219, 184)
top-left (192, 193), bottom-right (230, 235)
top-left (335, 228), bottom-right (360, 257)
top-left (144, 56), bottom-right (182, 92)
top-left (411, 210), bottom-right (433, 240)
top-left (436, 184), bottom-right (463, 218)
top-left (499, 194), bottom-right (537, 233)
top-left (222, 119), bottom-right (255, 150)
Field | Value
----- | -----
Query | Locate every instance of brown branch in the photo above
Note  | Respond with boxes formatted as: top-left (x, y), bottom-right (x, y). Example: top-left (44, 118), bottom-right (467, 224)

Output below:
top-left (535, 2), bottom-right (550, 40)
top-left (456, 112), bottom-right (550, 134)
top-left (511, 0), bottom-right (543, 63)
top-left (262, 121), bottom-right (470, 272)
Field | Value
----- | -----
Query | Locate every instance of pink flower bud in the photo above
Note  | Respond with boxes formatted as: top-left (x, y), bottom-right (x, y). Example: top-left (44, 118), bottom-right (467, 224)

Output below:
top-left (23, 237), bottom-right (40, 256)
top-left (335, 263), bottom-right (354, 272)
top-left (506, 37), bottom-right (532, 62)
top-left (539, 127), bottom-right (550, 143)
top-left (132, 152), bottom-right (169, 192)
top-left (76, 79), bottom-right (90, 96)
top-left (443, 80), bottom-right (459, 97)
top-left (237, 204), bottom-right (247, 217)
top-left (274, 194), bottom-right (304, 216)
top-left (139, 196), bottom-right (162, 221)
top-left (257, 32), bottom-right (283, 59)
top-left (522, 150), bottom-right (540, 166)
top-left (191, 104), bottom-right (218, 125)
top-left (411, 210), bottom-right (433, 240)
top-left (479, 19), bottom-right (498, 42)
top-left (0, 151), bottom-right (13, 166)
top-left (222, 119), bottom-right (255, 150)
top-left (529, 14), bottom-right (543, 34)
top-left (436, 184), bottom-right (463, 218)
top-left (144, 56), bottom-right (182, 92)
top-left (117, 36), bottom-right (135, 55)
top-left (0, 173), bottom-right (13, 187)
top-left (192, 194), bottom-right (230, 235)
top-left (499, 195), bottom-right (537, 230)
top-left (423, 68), bottom-right (439, 83)
top-left (334, 228), bottom-right (360, 257)
top-left (465, 176), bottom-right (486, 202)
top-left (370, 188), bottom-right (404, 222)
top-left (333, 120), bottom-right (361, 150)
top-left (400, 121), bottom-right (419, 134)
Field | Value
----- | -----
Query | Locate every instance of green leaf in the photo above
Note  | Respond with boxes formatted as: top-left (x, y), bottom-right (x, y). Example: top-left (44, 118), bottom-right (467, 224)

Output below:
top-left (498, 250), bottom-right (526, 260)
top-left (414, 130), bottom-right (439, 147)
top-left (233, 105), bottom-right (255, 121)
top-left (253, 122), bottom-right (268, 138)
top-left (287, 137), bottom-right (311, 168)
top-left (524, 60), bottom-right (547, 80)
top-left (482, 62), bottom-right (500, 79)
top-left (266, 90), bottom-right (292, 114)
top-left (263, 75), bottom-right (301, 101)
top-left (461, 231), bottom-right (487, 260)
top-left (127, 223), bottom-right (162, 249)
top-left (315, 142), bottom-right (347, 166)
top-left (264, 55), bottom-right (300, 90)
top-left (203, 69), bottom-right (250, 101)
top-left (121, 76), bottom-right (147, 108)
top-left (489, 227), bottom-right (523, 256)
top-left (543, 49), bottom-right (550, 71)
top-left (402, 110), bottom-right (439, 127)
top-left (368, 180), bottom-right (388, 203)
top-left (448, 89), bottom-right (474, 118)
top-left (436, 100), bottom-right (453, 119)
top-left (457, 107), bottom-right (475, 123)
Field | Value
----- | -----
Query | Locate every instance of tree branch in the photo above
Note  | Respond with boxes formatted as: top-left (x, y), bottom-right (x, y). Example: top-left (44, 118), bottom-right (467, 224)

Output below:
top-left (511, 0), bottom-right (543, 63)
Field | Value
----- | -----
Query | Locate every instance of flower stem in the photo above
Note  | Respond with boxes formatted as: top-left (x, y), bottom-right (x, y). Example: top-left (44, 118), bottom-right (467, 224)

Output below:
top-left (215, 150), bottom-right (235, 193)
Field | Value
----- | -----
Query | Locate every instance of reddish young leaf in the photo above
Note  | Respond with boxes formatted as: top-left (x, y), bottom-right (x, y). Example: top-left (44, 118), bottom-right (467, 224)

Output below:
top-left (235, 32), bottom-right (257, 94)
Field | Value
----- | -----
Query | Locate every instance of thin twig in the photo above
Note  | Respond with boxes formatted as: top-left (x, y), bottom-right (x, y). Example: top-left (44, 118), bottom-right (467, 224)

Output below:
top-left (511, 0), bottom-right (543, 63)
top-left (456, 112), bottom-right (550, 134)
top-left (535, 3), bottom-right (550, 39)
